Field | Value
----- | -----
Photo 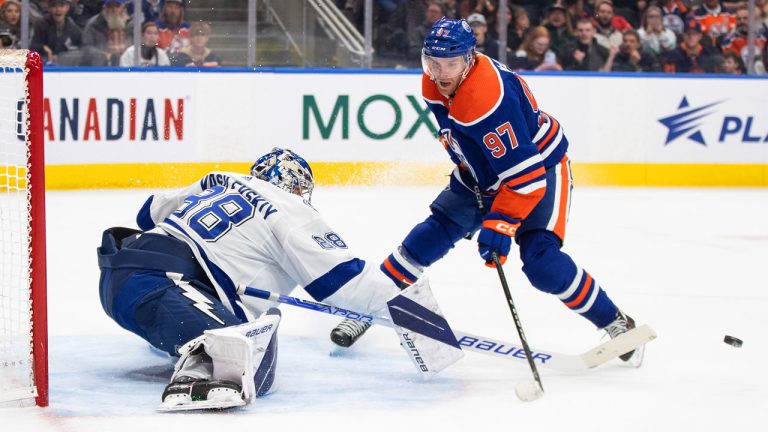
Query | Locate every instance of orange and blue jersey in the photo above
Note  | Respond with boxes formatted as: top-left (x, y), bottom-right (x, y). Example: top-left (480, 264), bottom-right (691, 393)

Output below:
top-left (422, 53), bottom-right (568, 221)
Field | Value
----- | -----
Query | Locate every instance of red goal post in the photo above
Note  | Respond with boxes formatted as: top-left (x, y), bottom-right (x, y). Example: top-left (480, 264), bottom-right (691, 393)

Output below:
top-left (0, 49), bottom-right (48, 407)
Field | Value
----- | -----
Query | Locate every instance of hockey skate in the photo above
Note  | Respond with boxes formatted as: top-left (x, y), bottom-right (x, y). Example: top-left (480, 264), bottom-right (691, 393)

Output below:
top-left (159, 376), bottom-right (246, 411)
top-left (330, 319), bottom-right (372, 347)
top-left (603, 310), bottom-right (645, 367)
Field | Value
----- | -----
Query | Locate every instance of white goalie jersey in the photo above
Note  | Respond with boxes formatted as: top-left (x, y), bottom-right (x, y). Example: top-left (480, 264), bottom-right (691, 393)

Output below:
top-left (136, 172), bottom-right (397, 320)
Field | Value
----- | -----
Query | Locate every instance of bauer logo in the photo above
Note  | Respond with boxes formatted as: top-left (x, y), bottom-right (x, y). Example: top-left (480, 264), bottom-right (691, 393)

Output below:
top-left (457, 335), bottom-right (553, 365)
top-left (658, 96), bottom-right (768, 146)
top-left (20, 96), bottom-right (186, 142)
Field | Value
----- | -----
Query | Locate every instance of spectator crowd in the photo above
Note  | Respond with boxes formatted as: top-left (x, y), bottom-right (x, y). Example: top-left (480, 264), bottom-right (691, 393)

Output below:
top-left (0, 0), bottom-right (221, 67)
top-left (2, 0), bottom-right (767, 73)
top-left (342, 0), bottom-right (768, 74)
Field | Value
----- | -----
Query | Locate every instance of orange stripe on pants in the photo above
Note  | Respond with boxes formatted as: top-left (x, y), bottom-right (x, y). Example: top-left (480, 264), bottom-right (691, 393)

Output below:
top-left (553, 156), bottom-right (571, 241)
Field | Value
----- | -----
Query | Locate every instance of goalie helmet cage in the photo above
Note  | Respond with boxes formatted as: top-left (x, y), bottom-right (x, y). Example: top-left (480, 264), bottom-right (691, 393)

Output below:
top-left (0, 49), bottom-right (48, 408)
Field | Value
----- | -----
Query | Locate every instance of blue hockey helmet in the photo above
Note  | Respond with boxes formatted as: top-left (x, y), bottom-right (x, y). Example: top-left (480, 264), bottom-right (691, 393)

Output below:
top-left (250, 148), bottom-right (314, 201)
top-left (422, 17), bottom-right (476, 59)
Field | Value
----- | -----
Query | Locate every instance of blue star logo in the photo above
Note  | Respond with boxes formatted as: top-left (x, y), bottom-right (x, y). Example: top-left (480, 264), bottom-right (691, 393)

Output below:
top-left (658, 97), bottom-right (723, 146)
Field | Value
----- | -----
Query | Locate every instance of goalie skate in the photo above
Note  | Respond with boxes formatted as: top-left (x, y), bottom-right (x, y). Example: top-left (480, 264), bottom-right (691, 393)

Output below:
top-left (330, 319), bottom-right (371, 347)
top-left (159, 376), bottom-right (246, 411)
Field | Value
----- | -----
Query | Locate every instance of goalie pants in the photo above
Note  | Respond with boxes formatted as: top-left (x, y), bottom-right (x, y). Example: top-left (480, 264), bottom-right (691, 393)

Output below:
top-left (97, 227), bottom-right (244, 356)
top-left (397, 157), bottom-right (619, 329)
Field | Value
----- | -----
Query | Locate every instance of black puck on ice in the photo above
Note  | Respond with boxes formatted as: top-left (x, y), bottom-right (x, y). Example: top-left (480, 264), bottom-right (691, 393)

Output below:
top-left (724, 335), bottom-right (743, 348)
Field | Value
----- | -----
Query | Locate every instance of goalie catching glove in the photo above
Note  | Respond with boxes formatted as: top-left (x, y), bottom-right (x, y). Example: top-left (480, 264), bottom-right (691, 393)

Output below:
top-left (477, 212), bottom-right (520, 267)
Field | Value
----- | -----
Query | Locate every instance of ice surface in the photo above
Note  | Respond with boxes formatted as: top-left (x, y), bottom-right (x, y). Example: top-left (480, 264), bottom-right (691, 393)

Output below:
top-left (4, 186), bottom-right (767, 431)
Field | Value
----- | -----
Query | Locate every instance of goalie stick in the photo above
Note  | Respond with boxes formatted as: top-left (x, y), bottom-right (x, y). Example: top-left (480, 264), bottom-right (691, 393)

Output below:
top-left (237, 285), bottom-right (657, 373)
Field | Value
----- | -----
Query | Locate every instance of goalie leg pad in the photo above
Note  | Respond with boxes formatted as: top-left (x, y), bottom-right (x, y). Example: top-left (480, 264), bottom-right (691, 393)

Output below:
top-left (203, 308), bottom-right (281, 403)
top-left (159, 376), bottom-right (246, 412)
top-left (386, 278), bottom-right (464, 378)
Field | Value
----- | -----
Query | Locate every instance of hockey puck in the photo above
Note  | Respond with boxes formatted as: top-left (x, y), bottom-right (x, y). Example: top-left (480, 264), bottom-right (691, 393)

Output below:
top-left (724, 335), bottom-right (743, 348)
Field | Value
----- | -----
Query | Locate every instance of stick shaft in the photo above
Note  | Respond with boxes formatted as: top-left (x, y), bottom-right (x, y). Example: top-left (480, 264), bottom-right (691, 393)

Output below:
top-left (493, 253), bottom-right (543, 391)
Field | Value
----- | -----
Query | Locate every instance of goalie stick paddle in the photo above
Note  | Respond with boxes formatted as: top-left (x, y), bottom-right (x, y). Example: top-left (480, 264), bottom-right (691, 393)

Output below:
top-left (236, 285), bottom-right (656, 372)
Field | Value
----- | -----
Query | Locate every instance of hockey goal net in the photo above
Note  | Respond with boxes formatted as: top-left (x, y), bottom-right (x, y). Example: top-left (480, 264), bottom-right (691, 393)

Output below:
top-left (0, 49), bottom-right (48, 407)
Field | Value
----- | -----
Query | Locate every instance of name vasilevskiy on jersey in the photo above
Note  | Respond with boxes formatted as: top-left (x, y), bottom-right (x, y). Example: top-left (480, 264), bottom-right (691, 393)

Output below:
top-left (458, 336), bottom-right (553, 364)
top-left (201, 173), bottom-right (277, 219)
top-left (402, 333), bottom-right (429, 372)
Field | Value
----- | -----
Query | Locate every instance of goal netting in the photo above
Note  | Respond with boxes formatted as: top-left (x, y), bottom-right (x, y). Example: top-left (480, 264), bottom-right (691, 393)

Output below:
top-left (0, 49), bottom-right (47, 408)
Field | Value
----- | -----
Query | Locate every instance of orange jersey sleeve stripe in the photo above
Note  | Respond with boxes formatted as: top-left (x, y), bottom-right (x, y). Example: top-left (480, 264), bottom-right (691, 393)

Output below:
top-left (537, 117), bottom-right (560, 151)
top-left (505, 166), bottom-right (546, 189)
top-left (490, 184), bottom-right (546, 220)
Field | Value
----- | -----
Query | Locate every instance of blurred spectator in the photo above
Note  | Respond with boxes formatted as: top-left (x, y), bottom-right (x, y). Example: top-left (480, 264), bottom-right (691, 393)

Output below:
top-left (755, 42), bottom-right (767, 73)
top-left (467, 12), bottom-right (501, 61)
top-left (442, 0), bottom-right (459, 18)
top-left (566, 0), bottom-right (590, 27)
top-left (31, 0), bottom-right (108, 66)
top-left (120, 20), bottom-right (169, 66)
top-left (507, 5), bottom-right (531, 52)
top-left (638, 6), bottom-right (677, 56)
top-left (510, 25), bottom-right (563, 71)
top-left (156, 0), bottom-right (189, 53)
top-left (611, 28), bottom-right (662, 71)
top-left (541, 2), bottom-right (575, 54)
top-left (762, 1), bottom-right (768, 27)
top-left (29, 0), bottom-right (50, 23)
top-left (719, 49), bottom-right (746, 73)
top-left (664, 21), bottom-right (720, 73)
top-left (405, 0), bottom-right (443, 62)
top-left (722, 1), bottom-right (750, 12)
top-left (660, 0), bottom-right (689, 36)
top-left (721, 6), bottom-right (767, 64)
top-left (593, 0), bottom-right (632, 49)
top-left (470, 0), bottom-right (496, 31)
top-left (170, 21), bottom-right (221, 67)
top-left (559, 17), bottom-right (611, 70)
top-left (513, 0), bottom-right (556, 26)
top-left (83, 0), bottom-right (133, 66)
top-left (610, 0), bottom-right (641, 27)
top-left (68, 0), bottom-right (103, 28)
top-left (127, 0), bottom-right (164, 24)
top-left (693, 0), bottom-right (736, 41)
top-left (0, 0), bottom-right (21, 48)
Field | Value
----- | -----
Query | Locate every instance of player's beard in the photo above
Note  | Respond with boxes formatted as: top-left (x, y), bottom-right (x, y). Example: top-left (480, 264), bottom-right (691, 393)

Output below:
top-left (105, 13), bottom-right (128, 31)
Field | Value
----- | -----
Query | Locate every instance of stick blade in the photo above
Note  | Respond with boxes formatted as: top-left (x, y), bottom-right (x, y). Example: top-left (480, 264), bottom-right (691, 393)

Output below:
top-left (515, 381), bottom-right (544, 402)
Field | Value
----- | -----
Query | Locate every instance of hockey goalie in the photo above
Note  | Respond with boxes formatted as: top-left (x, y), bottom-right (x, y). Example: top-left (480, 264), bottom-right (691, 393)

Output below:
top-left (96, 148), bottom-right (463, 411)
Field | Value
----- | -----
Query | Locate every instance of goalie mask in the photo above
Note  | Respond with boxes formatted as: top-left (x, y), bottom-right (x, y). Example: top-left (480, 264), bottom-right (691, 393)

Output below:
top-left (250, 148), bottom-right (315, 202)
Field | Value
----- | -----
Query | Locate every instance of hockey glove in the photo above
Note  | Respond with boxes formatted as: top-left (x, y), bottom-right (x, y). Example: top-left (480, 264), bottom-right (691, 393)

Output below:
top-left (477, 212), bottom-right (520, 268)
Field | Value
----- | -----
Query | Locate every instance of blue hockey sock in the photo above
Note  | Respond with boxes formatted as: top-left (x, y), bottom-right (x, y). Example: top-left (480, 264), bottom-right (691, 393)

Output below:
top-left (519, 230), bottom-right (618, 328)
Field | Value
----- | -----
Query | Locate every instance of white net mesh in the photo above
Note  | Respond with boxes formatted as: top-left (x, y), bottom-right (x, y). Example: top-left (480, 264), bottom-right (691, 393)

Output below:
top-left (0, 49), bottom-right (36, 404)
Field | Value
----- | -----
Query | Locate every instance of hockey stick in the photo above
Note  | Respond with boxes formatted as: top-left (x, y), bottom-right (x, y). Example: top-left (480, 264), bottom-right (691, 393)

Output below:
top-left (491, 252), bottom-right (544, 400)
top-left (472, 181), bottom-right (543, 400)
top-left (236, 285), bottom-right (656, 373)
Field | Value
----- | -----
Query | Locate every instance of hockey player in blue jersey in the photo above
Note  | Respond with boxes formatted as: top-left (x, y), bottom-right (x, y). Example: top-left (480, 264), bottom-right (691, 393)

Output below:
top-left (97, 148), bottom-right (461, 411)
top-left (331, 18), bottom-right (645, 366)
